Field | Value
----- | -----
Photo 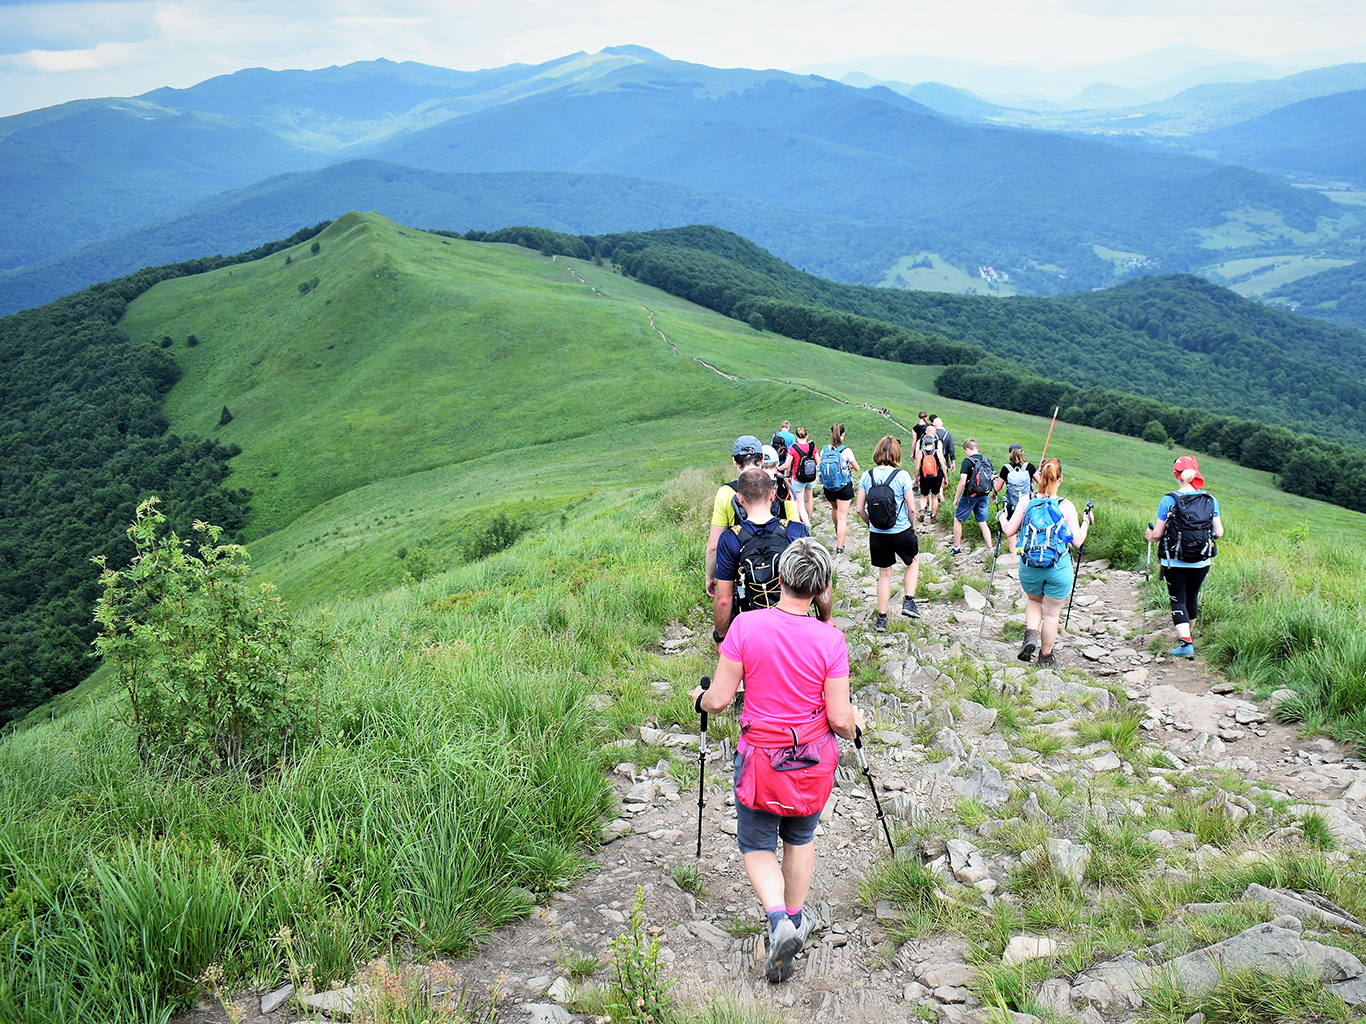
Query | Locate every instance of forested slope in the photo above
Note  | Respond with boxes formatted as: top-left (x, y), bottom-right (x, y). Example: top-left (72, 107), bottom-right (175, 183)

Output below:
top-left (518, 224), bottom-right (1366, 445)
top-left (0, 224), bottom-right (328, 723)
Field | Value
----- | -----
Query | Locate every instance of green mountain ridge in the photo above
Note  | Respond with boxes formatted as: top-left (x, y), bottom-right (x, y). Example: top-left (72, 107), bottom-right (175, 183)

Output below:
top-left (574, 225), bottom-right (1366, 446)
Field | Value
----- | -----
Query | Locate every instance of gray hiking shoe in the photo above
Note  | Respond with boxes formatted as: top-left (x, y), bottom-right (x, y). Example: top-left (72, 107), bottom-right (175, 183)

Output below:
top-left (765, 917), bottom-right (802, 983)
top-left (1018, 629), bottom-right (1040, 662)
top-left (901, 596), bottom-right (921, 619)
top-left (874, 612), bottom-right (888, 633)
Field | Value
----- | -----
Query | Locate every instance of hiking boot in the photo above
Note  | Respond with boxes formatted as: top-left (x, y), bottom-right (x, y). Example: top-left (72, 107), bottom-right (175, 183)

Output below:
top-left (1018, 629), bottom-right (1040, 662)
top-left (950, 546), bottom-right (962, 556)
top-left (765, 917), bottom-right (802, 983)
top-left (901, 596), bottom-right (921, 619)
top-left (1036, 650), bottom-right (1056, 667)
top-left (835, 546), bottom-right (845, 555)
top-left (874, 612), bottom-right (888, 633)
top-left (1171, 641), bottom-right (1195, 659)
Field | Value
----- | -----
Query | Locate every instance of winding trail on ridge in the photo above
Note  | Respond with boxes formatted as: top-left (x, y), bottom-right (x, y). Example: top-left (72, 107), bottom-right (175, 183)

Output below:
top-left (550, 254), bottom-right (909, 420)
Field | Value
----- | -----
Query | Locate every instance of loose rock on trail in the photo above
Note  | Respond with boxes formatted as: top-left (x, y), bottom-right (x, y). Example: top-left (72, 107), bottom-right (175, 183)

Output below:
top-left (181, 501), bottom-right (1366, 1024)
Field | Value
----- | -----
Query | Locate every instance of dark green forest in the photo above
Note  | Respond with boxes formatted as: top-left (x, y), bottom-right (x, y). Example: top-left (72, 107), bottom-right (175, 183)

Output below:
top-left (0, 223), bottom-right (328, 723)
top-left (482, 224), bottom-right (1366, 447)
top-left (1271, 259), bottom-right (1366, 332)
top-left (935, 360), bottom-right (1366, 513)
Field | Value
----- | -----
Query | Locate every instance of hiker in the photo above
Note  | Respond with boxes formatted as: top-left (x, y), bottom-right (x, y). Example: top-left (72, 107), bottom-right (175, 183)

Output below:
top-left (771, 421), bottom-right (796, 477)
top-left (787, 426), bottom-right (819, 526)
top-left (1144, 456), bottom-right (1222, 659)
top-left (706, 436), bottom-right (765, 597)
top-left (1000, 458), bottom-right (1092, 666)
top-left (856, 436), bottom-right (921, 631)
top-left (993, 444), bottom-right (1037, 556)
top-left (691, 537), bottom-right (863, 984)
top-left (713, 468), bottom-right (824, 644)
top-left (933, 417), bottom-right (956, 475)
top-left (912, 411), bottom-right (930, 443)
top-left (950, 438), bottom-right (993, 556)
top-left (915, 423), bottom-right (946, 522)
top-left (819, 424), bottom-right (860, 555)
top-left (762, 446), bottom-right (803, 521)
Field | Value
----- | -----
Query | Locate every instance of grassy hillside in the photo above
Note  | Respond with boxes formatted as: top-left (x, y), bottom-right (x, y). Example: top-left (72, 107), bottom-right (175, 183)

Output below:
top-left (8, 210), bottom-right (1366, 1022)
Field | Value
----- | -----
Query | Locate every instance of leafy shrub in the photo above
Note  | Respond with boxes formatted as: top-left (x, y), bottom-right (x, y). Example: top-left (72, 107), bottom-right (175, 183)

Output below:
top-left (92, 498), bottom-right (309, 773)
top-left (607, 888), bottom-right (674, 1024)
top-left (186, 334), bottom-right (198, 346)
top-left (462, 511), bottom-right (529, 562)
top-left (310, 241), bottom-right (321, 255)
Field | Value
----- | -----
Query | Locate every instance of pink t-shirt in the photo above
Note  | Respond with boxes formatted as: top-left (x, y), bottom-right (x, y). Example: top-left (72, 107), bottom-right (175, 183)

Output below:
top-left (720, 607), bottom-right (850, 729)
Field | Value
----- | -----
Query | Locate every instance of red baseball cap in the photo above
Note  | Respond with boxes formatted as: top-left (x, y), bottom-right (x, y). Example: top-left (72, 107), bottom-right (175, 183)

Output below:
top-left (1173, 456), bottom-right (1204, 489)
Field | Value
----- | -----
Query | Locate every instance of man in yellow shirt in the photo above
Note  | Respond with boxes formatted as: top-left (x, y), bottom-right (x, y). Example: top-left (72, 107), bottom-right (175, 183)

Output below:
top-left (707, 436), bottom-right (765, 598)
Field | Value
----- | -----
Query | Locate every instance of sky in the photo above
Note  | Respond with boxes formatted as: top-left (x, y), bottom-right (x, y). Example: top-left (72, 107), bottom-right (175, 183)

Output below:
top-left (2, 0), bottom-right (1365, 117)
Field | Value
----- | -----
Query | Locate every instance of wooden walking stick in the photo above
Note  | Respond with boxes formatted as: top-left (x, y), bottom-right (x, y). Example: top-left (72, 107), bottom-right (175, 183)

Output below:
top-left (1040, 406), bottom-right (1060, 462)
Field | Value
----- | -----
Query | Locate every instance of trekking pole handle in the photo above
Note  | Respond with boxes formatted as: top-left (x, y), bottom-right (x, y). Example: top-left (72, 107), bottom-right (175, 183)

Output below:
top-left (852, 726), bottom-right (870, 769)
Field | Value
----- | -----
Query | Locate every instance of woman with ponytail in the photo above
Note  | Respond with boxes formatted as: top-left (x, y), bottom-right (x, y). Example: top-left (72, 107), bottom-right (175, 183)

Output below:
top-left (1000, 458), bottom-right (1092, 666)
top-left (819, 423), bottom-right (859, 554)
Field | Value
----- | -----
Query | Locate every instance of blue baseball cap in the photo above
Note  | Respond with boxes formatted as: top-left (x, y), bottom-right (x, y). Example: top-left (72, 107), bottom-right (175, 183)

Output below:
top-left (732, 435), bottom-right (763, 457)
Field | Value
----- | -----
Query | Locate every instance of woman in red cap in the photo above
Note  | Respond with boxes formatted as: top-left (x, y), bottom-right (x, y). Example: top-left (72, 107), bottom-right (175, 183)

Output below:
top-left (1144, 456), bottom-right (1223, 659)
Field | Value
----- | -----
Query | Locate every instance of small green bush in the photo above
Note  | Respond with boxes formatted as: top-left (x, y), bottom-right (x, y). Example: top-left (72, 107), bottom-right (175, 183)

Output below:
top-left (463, 511), bottom-right (530, 562)
top-left (310, 241), bottom-right (321, 255)
top-left (92, 498), bottom-right (311, 774)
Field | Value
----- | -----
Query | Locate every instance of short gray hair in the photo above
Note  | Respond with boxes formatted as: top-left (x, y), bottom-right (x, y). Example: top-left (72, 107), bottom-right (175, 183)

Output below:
top-left (778, 537), bottom-right (833, 599)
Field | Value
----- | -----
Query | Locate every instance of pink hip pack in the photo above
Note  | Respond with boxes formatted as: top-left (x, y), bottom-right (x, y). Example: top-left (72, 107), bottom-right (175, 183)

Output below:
top-left (735, 715), bottom-right (838, 817)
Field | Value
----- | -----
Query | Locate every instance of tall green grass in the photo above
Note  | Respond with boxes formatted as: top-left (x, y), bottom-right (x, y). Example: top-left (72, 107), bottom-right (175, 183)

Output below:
top-left (0, 487), bottom-right (707, 1022)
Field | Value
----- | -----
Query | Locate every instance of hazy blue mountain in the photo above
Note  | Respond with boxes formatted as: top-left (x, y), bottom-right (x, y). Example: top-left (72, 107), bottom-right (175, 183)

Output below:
top-left (0, 160), bottom-right (906, 314)
top-left (839, 76), bottom-right (1009, 120)
top-left (1189, 90), bottom-right (1366, 186)
top-left (0, 47), bottom-right (1357, 314)
top-left (0, 51), bottom-right (647, 271)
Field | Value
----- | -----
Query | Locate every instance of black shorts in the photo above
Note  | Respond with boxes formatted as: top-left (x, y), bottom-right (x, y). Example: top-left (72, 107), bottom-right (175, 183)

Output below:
top-left (870, 528), bottom-right (919, 568)
top-left (919, 474), bottom-right (943, 497)
top-left (824, 482), bottom-right (856, 503)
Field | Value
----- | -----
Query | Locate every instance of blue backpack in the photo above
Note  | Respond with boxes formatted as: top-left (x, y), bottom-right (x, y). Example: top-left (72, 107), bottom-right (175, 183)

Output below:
top-left (1019, 497), bottom-right (1072, 568)
top-left (819, 445), bottom-right (852, 490)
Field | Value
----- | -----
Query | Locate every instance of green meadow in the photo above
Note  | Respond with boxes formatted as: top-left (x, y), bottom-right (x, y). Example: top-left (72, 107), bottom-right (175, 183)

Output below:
top-left (6, 211), bottom-right (1366, 1019)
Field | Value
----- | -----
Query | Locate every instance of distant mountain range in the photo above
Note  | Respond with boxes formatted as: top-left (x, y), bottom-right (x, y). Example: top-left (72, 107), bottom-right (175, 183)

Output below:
top-left (1, 46), bottom-right (1363, 317)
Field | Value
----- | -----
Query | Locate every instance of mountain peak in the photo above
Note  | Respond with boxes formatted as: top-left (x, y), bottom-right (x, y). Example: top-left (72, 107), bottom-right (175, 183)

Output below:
top-left (599, 45), bottom-right (669, 61)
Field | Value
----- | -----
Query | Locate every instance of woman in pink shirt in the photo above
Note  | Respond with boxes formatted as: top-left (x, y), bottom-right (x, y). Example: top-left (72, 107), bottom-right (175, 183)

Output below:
top-left (692, 537), bottom-right (864, 984)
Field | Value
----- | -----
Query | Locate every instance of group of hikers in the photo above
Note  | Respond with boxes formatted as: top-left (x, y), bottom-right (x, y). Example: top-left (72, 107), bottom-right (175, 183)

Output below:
top-left (693, 415), bottom-right (1224, 985)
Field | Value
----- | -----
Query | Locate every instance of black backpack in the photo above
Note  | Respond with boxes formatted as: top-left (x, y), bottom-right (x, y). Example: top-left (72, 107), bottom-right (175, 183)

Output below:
top-left (732, 520), bottom-right (791, 612)
top-left (865, 467), bottom-right (903, 530)
top-left (1161, 491), bottom-right (1217, 563)
top-left (965, 454), bottom-right (994, 498)
top-left (771, 432), bottom-right (789, 468)
top-left (794, 442), bottom-right (818, 483)
top-left (728, 480), bottom-right (784, 522)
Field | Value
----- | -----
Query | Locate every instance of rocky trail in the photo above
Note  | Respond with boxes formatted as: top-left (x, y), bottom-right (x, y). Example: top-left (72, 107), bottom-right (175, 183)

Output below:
top-left (187, 504), bottom-right (1366, 1024)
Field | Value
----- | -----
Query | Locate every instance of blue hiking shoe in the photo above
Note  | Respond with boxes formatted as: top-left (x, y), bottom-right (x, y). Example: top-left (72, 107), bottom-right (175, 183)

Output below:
top-left (1171, 641), bottom-right (1195, 659)
top-left (901, 596), bottom-right (921, 619)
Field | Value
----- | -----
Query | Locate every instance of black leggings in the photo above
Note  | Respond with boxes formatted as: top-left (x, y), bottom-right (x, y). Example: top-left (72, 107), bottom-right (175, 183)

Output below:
top-left (1164, 565), bottom-right (1210, 628)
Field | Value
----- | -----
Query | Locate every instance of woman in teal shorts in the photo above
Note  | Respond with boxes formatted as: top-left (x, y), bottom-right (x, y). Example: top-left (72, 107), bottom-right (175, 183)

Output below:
top-left (999, 458), bottom-right (1092, 666)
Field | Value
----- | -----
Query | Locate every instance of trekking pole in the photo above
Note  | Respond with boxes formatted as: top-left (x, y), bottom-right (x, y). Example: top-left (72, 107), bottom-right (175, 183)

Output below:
top-left (976, 526), bottom-right (1003, 655)
top-left (1062, 502), bottom-right (1094, 631)
top-left (695, 676), bottom-right (710, 859)
top-left (852, 727), bottom-right (896, 857)
top-left (1039, 406), bottom-right (1060, 462)
top-left (1144, 528), bottom-right (1153, 636)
